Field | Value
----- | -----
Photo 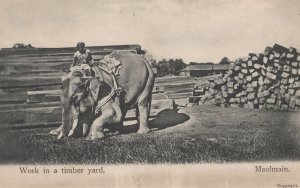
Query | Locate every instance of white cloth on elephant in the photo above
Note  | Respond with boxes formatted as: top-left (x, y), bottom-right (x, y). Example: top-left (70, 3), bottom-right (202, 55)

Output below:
top-left (70, 64), bottom-right (92, 76)
top-left (98, 55), bottom-right (122, 75)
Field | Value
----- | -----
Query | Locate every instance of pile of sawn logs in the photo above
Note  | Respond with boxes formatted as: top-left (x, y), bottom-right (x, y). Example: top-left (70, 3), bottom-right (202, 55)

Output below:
top-left (201, 44), bottom-right (300, 111)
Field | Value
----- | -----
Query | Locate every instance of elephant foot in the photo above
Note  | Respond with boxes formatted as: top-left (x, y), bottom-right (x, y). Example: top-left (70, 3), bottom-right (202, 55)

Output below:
top-left (86, 132), bottom-right (105, 140)
top-left (50, 126), bottom-right (62, 135)
top-left (137, 126), bottom-right (150, 134)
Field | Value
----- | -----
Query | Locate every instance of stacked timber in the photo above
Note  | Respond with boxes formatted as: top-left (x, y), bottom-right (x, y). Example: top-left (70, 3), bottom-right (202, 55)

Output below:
top-left (200, 44), bottom-right (300, 111)
top-left (0, 45), bottom-right (171, 127)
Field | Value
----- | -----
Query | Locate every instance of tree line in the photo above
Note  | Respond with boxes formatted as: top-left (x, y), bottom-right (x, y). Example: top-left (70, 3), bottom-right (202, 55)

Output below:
top-left (150, 57), bottom-right (230, 77)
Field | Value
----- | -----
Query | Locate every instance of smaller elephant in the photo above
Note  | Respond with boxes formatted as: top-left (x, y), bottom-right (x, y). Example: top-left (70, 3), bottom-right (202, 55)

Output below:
top-left (50, 51), bottom-right (155, 140)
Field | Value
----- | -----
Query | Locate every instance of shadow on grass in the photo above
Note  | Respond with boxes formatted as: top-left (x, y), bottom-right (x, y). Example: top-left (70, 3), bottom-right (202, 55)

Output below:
top-left (122, 109), bottom-right (190, 134)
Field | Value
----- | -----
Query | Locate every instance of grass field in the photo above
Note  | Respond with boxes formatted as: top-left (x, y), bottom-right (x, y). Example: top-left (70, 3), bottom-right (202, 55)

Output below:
top-left (1, 105), bottom-right (300, 164)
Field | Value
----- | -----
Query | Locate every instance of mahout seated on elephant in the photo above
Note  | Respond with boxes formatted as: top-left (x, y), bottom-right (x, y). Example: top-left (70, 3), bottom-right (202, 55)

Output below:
top-left (50, 51), bottom-right (155, 140)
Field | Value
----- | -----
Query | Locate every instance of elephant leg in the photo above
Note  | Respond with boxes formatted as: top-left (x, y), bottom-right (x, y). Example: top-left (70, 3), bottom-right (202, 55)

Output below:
top-left (137, 101), bottom-right (150, 134)
top-left (135, 106), bottom-right (140, 124)
top-left (86, 108), bottom-right (116, 140)
top-left (112, 104), bottom-right (126, 134)
top-left (136, 71), bottom-right (154, 134)
top-left (49, 125), bottom-right (62, 135)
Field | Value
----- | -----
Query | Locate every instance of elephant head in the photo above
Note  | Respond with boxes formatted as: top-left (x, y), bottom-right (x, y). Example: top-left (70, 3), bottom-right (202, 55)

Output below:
top-left (59, 71), bottom-right (113, 139)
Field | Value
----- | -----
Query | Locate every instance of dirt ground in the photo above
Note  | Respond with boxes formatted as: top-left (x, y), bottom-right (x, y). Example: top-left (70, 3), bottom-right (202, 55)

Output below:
top-left (1, 105), bottom-right (300, 164)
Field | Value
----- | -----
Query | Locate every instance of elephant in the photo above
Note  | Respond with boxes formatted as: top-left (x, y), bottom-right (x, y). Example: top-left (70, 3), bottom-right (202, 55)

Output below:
top-left (50, 51), bottom-right (155, 140)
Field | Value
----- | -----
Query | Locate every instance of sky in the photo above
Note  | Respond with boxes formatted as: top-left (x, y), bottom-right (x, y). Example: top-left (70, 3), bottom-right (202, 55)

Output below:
top-left (0, 0), bottom-right (300, 63)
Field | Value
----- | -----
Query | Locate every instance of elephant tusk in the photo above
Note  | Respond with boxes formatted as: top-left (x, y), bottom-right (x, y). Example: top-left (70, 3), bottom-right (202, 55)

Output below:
top-left (57, 131), bottom-right (64, 139)
top-left (68, 119), bottom-right (79, 137)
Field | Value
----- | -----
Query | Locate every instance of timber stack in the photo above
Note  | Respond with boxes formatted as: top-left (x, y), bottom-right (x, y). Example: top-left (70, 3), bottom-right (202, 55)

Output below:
top-left (200, 44), bottom-right (300, 111)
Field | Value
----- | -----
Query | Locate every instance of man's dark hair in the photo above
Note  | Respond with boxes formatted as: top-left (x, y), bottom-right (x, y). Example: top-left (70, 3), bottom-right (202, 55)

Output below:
top-left (77, 42), bottom-right (85, 48)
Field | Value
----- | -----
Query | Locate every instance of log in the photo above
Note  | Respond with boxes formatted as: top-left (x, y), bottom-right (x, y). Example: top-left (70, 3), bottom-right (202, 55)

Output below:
top-left (289, 77), bottom-right (295, 84)
top-left (229, 62), bottom-right (235, 70)
top-left (277, 65), bottom-right (283, 71)
top-left (263, 90), bottom-right (270, 97)
top-left (263, 56), bottom-right (268, 64)
top-left (294, 81), bottom-right (300, 89)
top-left (247, 87), bottom-right (254, 93)
top-left (266, 97), bottom-right (276, 104)
top-left (221, 85), bottom-right (228, 91)
top-left (246, 75), bottom-right (252, 82)
top-left (234, 65), bottom-right (241, 71)
top-left (241, 62), bottom-right (247, 68)
top-left (295, 90), bottom-right (300, 97)
top-left (228, 88), bottom-right (235, 94)
top-left (257, 92), bottom-right (264, 98)
top-left (283, 65), bottom-right (291, 72)
top-left (251, 81), bottom-right (258, 88)
top-left (277, 100), bottom-right (282, 106)
top-left (292, 61), bottom-right (298, 67)
top-left (266, 72), bottom-right (277, 80)
top-left (258, 78), bottom-right (264, 86)
top-left (266, 104), bottom-right (275, 110)
top-left (292, 68), bottom-right (298, 75)
top-left (248, 101), bottom-right (254, 109)
top-left (264, 78), bottom-right (271, 85)
top-left (281, 72), bottom-right (290, 78)
top-left (289, 96), bottom-right (296, 109)
top-left (281, 78), bottom-right (288, 85)
top-left (254, 63), bottom-right (262, 69)
top-left (234, 83), bottom-right (240, 90)
top-left (252, 71), bottom-right (259, 78)
top-left (238, 73), bottom-right (245, 79)
top-left (222, 91), bottom-right (228, 98)
top-left (259, 104), bottom-right (265, 109)
top-left (254, 98), bottom-right (258, 105)
top-left (274, 52), bottom-right (281, 58)
top-left (259, 97), bottom-right (266, 104)
top-left (227, 82), bottom-right (234, 88)
top-left (280, 104), bottom-right (288, 111)
top-left (295, 98), bottom-right (300, 106)
top-left (241, 69), bottom-right (248, 74)
top-left (247, 93), bottom-right (256, 100)
top-left (247, 60), bottom-right (253, 67)
top-left (252, 56), bottom-right (259, 61)
top-left (285, 93), bottom-right (291, 101)
top-left (229, 98), bottom-right (236, 103)
top-left (269, 54), bottom-right (275, 61)
top-left (287, 53), bottom-right (295, 60)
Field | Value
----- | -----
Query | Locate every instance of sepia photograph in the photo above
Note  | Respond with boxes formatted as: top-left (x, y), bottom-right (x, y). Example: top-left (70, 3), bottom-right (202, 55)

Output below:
top-left (0, 0), bottom-right (300, 187)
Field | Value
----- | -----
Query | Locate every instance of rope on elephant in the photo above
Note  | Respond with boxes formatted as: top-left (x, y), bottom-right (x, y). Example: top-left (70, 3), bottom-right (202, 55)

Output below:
top-left (91, 65), bottom-right (121, 96)
top-left (94, 90), bottom-right (116, 115)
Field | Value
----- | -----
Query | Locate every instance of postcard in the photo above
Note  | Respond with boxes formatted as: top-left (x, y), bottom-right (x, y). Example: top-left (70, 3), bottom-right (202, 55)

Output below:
top-left (0, 0), bottom-right (300, 187)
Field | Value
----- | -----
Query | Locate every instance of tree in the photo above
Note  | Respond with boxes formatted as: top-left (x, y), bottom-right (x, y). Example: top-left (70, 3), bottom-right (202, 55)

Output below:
top-left (219, 57), bottom-right (230, 64)
top-left (156, 58), bottom-right (187, 77)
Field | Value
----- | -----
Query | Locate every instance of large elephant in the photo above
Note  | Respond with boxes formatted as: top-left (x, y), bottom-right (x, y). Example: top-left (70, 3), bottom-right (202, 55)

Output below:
top-left (50, 51), bottom-right (155, 140)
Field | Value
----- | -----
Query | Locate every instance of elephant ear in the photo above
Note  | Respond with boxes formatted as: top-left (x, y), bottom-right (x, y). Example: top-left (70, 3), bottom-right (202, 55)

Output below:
top-left (88, 78), bottom-right (112, 101)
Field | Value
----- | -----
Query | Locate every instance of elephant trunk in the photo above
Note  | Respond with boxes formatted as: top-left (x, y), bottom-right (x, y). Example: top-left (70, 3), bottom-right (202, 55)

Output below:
top-left (59, 106), bottom-right (70, 139)
top-left (59, 97), bottom-right (78, 139)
